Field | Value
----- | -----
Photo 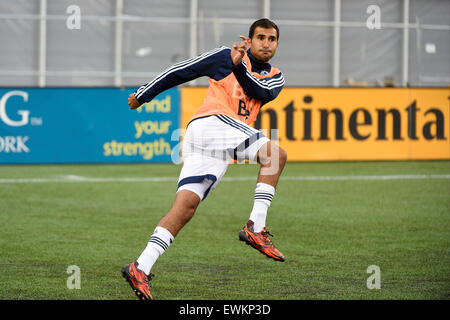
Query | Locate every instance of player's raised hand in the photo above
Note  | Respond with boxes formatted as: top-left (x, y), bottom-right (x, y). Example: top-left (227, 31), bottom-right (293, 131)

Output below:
top-left (231, 36), bottom-right (248, 65)
top-left (128, 93), bottom-right (142, 109)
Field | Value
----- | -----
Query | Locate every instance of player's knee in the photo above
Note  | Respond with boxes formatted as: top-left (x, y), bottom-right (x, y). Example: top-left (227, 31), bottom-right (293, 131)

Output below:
top-left (186, 202), bottom-right (198, 216)
top-left (259, 143), bottom-right (287, 169)
top-left (173, 190), bottom-right (200, 217)
top-left (182, 200), bottom-right (198, 220)
top-left (172, 203), bottom-right (197, 226)
top-left (272, 146), bottom-right (286, 170)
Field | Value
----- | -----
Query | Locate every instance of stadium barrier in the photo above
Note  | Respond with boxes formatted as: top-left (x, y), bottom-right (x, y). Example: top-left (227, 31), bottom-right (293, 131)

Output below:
top-left (0, 88), bottom-right (179, 164)
top-left (0, 87), bottom-right (448, 164)
top-left (182, 87), bottom-right (450, 161)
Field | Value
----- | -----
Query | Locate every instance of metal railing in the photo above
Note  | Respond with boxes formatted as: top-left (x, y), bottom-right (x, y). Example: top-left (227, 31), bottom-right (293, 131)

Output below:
top-left (0, 0), bottom-right (448, 87)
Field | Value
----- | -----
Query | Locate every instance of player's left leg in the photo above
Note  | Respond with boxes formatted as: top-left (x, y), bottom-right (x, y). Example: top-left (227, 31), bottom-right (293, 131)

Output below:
top-left (239, 140), bottom-right (287, 262)
top-left (249, 141), bottom-right (287, 232)
top-left (255, 140), bottom-right (287, 189)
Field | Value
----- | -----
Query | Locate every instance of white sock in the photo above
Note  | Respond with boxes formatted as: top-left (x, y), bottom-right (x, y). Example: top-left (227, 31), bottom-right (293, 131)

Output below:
top-left (136, 226), bottom-right (174, 275)
top-left (249, 182), bottom-right (275, 233)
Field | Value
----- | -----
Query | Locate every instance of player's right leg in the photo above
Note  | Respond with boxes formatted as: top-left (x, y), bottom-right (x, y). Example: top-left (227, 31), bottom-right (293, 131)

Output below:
top-left (122, 116), bottom-right (229, 300)
top-left (122, 190), bottom-right (200, 300)
top-left (156, 189), bottom-right (201, 237)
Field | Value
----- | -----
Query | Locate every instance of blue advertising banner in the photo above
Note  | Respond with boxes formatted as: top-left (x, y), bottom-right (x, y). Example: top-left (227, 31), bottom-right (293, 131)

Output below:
top-left (0, 88), bottom-right (180, 164)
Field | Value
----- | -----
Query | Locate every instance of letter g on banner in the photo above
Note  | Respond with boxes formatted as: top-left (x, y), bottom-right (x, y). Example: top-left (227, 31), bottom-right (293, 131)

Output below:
top-left (0, 91), bottom-right (30, 127)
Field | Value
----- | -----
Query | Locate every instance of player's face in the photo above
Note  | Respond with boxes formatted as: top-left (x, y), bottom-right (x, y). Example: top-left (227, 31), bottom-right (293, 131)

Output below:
top-left (248, 27), bottom-right (278, 62)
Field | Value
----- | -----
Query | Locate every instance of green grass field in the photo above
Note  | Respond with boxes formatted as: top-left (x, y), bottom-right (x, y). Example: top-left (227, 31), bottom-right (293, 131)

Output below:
top-left (0, 161), bottom-right (449, 300)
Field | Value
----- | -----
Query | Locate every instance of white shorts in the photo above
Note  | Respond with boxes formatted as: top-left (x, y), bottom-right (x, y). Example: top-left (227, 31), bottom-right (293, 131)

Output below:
top-left (177, 114), bottom-right (270, 201)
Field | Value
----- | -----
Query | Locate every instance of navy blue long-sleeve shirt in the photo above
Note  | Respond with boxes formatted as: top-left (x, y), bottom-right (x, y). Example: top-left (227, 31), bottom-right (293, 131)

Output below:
top-left (134, 47), bottom-right (284, 107)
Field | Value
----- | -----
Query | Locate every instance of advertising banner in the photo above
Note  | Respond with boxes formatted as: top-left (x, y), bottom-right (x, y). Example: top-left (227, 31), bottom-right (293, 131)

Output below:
top-left (0, 88), bottom-right (180, 164)
top-left (181, 87), bottom-right (449, 161)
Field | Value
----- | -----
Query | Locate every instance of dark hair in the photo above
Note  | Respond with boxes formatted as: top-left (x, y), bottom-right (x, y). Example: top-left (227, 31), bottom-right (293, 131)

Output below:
top-left (249, 18), bottom-right (280, 40)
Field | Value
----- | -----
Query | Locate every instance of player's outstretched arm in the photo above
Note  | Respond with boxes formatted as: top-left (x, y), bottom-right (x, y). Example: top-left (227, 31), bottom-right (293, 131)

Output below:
top-left (132, 46), bottom-right (230, 106)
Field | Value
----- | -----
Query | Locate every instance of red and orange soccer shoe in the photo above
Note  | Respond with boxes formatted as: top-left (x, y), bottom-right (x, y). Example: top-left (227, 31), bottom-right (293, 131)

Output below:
top-left (121, 261), bottom-right (154, 300)
top-left (239, 220), bottom-right (285, 262)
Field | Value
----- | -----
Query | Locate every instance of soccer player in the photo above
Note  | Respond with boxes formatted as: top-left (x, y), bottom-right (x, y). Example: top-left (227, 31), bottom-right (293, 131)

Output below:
top-left (122, 18), bottom-right (286, 300)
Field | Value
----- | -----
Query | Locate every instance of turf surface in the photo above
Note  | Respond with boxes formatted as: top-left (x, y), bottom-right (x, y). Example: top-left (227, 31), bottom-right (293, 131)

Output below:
top-left (0, 161), bottom-right (449, 300)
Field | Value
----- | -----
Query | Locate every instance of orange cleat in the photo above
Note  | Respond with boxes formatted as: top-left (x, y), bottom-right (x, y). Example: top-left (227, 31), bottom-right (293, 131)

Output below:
top-left (121, 261), bottom-right (154, 300)
top-left (239, 220), bottom-right (285, 262)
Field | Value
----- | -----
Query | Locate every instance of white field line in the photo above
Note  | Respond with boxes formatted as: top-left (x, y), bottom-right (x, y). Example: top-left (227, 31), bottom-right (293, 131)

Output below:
top-left (0, 174), bottom-right (449, 184)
